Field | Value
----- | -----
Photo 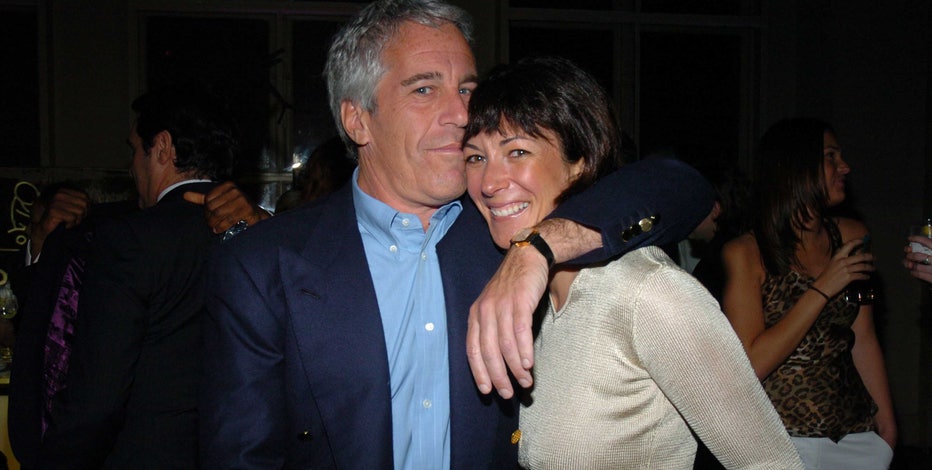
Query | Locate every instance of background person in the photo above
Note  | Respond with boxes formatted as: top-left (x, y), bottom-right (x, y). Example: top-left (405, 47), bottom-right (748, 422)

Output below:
top-left (721, 118), bottom-right (896, 469)
top-left (37, 80), bottom-right (239, 469)
top-left (903, 234), bottom-right (932, 284)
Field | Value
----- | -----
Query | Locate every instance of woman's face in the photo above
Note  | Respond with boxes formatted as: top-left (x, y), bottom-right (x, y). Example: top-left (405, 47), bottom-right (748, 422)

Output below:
top-left (822, 130), bottom-right (850, 207)
top-left (464, 123), bottom-right (584, 249)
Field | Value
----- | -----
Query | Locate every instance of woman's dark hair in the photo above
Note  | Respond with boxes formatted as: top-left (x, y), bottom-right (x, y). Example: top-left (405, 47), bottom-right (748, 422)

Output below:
top-left (753, 117), bottom-right (834, 275)
top-left (463, 56), bottom-right (622, 203)
top-left (132, 81), bottom-right (239, 181)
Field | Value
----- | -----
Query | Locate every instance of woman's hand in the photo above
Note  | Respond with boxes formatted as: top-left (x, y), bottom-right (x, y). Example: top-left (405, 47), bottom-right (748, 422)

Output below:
top-left (811, 237), bottom-right (874, 298)
top-left (903, 236), bottom-right (932, 283)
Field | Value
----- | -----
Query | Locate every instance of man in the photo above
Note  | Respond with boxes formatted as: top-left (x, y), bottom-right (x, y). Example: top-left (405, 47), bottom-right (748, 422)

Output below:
top-left (37, 81), bottom-right (239, 468)
top-left (7, 183), bottom-right (135, 469)
top-left (199, 0), bottom-right (713, 468)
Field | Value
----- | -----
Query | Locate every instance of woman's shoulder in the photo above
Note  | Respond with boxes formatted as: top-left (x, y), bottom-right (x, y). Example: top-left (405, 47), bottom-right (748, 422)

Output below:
top-left (722, 232), bottom-right (760, 258)
top-left (721, 232), bottom-right (766, 278)
top-left (831, 216), bottom-right (869, 241)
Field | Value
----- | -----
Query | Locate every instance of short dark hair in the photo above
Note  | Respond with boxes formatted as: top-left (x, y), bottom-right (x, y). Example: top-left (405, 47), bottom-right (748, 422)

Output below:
top-left (131, 81), bottom-right (239, 180)
top-left (754, 117), bottom-right (835, 274)
top-left (463, 56), bottom-right (622, 202)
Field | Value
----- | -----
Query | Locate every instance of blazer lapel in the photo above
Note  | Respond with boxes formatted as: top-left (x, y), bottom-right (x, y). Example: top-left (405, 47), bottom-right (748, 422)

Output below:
top-left (279, 187), bottom-right (394, 465)
top-left (439, 199), bottom-right (518, 467)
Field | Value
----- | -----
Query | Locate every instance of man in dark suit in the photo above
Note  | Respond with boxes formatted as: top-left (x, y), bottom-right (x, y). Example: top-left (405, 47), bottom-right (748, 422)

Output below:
top-left (36, 82), bottom-right (239, 469)
top-left (7, 184), bottom-right (137, 470)
top-left (199, 0), bottom-right (714, 468)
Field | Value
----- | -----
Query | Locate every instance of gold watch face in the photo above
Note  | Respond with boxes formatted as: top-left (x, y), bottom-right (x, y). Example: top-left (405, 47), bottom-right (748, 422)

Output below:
top-left (511, 227), bottom-right (536, 245)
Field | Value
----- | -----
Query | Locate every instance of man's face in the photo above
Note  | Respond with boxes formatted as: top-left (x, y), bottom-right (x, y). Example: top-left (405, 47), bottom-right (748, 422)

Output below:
top-left (351, 21), bottom-right (477, 220)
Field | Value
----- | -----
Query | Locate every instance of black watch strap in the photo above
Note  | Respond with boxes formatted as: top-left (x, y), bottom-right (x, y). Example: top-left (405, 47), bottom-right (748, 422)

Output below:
top-left (511, 228), bottom-right (555, 268)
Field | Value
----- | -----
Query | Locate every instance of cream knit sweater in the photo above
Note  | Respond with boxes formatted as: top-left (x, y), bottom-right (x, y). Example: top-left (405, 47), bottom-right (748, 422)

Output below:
top-left (518, 246), bottom-right (803, 469)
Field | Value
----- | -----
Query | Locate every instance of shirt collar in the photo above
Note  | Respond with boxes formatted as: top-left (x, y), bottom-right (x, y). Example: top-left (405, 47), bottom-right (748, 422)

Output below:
top-left (157, 179), bottom-right (213, 203)
top-left (351, 168), bottom-right (462, 247)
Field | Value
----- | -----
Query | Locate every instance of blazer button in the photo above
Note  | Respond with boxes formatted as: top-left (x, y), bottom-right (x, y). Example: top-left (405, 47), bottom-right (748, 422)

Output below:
top-left (297, 431), bottom-right (313, 442)
top-left (510, 429), bottom-right (521, 445)
top-left (639, 214), bottom-right (658, 233)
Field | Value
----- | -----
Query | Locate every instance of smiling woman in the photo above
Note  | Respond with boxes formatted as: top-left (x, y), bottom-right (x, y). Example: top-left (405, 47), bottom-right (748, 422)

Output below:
top-left (462, 55), bottom-right (803, 469)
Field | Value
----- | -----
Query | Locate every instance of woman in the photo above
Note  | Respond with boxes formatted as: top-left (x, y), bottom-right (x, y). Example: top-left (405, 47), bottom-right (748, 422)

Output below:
top-left (721, 118), bottom-right (896, 468)
top-left (463, 56), bottom-right (802, 469)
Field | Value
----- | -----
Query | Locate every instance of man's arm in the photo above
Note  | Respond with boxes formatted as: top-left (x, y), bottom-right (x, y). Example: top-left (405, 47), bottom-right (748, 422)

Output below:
top-left (467, 157), bottom-right (715, 397)
top-left (28, 188), bottom-right (89, 264)
top-left (184, 181), bottom-right (272, 234)
top-left (199, 244), bottom-right (289, 468)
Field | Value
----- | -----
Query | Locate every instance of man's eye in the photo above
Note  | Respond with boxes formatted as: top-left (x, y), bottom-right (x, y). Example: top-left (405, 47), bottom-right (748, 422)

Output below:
top-left (459, 87), bottom-right (472, 95)
top-left (415, 86), bottom-right (432, 95)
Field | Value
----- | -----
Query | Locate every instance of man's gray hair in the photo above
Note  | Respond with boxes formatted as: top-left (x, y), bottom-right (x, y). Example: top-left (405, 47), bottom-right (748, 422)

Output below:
top-left (324, 0), bottom-right (474, 160)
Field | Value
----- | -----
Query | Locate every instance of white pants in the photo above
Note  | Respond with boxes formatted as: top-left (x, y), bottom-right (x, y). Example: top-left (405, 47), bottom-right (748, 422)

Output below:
top-left (791, 432), bottom-right (893, 470)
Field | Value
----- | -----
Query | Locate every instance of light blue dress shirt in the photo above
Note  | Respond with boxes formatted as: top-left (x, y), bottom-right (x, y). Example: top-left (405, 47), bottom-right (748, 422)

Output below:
top-left (353, 173), bottom-right (462, 470)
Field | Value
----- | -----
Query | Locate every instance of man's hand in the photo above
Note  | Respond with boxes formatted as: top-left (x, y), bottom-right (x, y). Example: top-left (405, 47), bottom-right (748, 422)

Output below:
top-left (183, 181), bottom-right (271, 234)
top-left (466, 218), bottom-right (601, 398)
top-left (29, 188), bottom-right (90, 261)
top-left (467, 245), bottom-right (548, 398)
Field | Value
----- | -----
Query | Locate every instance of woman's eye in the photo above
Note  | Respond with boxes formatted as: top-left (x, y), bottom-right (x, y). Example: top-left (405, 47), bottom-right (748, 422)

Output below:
top-left (465, 154), bottom-right (485, 164)
top-left (509, 149), bottom-right (528, 158)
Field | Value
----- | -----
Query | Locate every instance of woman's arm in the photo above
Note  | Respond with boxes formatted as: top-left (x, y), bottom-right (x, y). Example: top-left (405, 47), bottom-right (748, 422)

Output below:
top-left (721, 236), bottom-right (824, 379)
top-left (850, 306), bottom-right (897, 448)
top-left (636, 260), bottom-right (803, 469)
top-left (721, 233), bottom-right (871, 379)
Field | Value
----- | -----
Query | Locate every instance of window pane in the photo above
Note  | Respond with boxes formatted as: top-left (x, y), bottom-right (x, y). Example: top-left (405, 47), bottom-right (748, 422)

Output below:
top-left (641, 0), bottom-right (757, 15)
top-left (508, 25), bottom-right (615, 98)
top-left (292, 20), bottom-right (344, 165)
top-left (0, 8), bottom-right (39, 167)
top-left (146, 17), bottom-right (271, 174)
top-left (639, 31), bottom-right (742, 165)
top-left (509, 0), bottom-right (616, 9)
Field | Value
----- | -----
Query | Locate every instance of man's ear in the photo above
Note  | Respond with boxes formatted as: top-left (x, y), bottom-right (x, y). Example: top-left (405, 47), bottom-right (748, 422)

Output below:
top-left (710, 200), bottom-right (722, 221)
top-left (340, 100), bottom-right (370, 147)
top-left (151, 130), bottom-right (176, 166)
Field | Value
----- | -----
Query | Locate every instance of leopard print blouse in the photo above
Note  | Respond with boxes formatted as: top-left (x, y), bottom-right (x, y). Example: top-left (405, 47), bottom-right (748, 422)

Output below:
top-left (759, 220), bottom-right (876, 441)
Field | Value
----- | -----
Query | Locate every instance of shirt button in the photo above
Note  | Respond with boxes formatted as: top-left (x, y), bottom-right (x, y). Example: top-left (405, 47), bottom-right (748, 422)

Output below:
top-left (389, 245), bottom-right (397, 253)
top-left (421, 252), bottom-right (427, 261)
top-left (422, 399), bottom-right (432, 409)
top-left (425, 322), bottom-right (434, 332)
top-left (402, 218), bottom-right (410, 227)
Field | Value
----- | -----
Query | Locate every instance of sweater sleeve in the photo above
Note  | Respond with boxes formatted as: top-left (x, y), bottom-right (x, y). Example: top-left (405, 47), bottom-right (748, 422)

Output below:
top-left (631, 261), bottom-right (804, 469)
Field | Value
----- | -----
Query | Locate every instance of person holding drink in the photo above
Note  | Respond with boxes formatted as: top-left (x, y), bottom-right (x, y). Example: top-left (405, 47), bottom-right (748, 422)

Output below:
top-left (904, 218), bottom-right (932, 284)
top-left (721, 118), bottom-right (896, 468)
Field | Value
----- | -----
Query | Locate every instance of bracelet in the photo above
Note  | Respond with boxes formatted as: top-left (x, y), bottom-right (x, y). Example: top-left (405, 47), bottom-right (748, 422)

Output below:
top-left (809, 285), bottom-right (830, 301)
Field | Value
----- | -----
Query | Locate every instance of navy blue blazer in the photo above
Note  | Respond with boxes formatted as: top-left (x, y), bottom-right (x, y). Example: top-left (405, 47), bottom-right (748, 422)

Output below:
top-left (199, 157), bottom-right (714, 468)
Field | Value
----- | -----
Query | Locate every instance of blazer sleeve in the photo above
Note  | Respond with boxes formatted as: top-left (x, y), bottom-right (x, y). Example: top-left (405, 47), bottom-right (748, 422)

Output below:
top-left (38, 217), bottom-right (146, 467)
top-left (199, 241), bottom-right (290, 468)
top-left (550, 157), bottom-right (714, 265)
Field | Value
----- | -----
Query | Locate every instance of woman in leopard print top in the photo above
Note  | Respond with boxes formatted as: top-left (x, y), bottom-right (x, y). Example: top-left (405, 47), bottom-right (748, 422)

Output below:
top-left (721, 118), bottom-right (896, 469)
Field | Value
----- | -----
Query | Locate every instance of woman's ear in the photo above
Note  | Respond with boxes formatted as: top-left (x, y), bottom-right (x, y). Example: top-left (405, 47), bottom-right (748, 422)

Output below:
top-left (568, 157), bottom-right (586, 182)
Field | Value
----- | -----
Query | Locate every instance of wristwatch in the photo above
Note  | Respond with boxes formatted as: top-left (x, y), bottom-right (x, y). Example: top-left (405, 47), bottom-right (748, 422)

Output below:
top-left (510, 227), bottom-right (555, 268)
